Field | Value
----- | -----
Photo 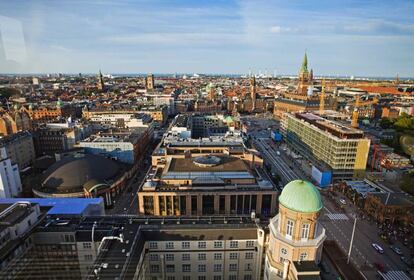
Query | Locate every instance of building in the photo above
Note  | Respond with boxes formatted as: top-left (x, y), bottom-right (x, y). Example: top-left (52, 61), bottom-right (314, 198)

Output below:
top-left (0, 130), bottom-right (35, 170)
top-left (145, 73), bottom-right (155, 90)
top-left (32, 153), bottom-right (130, 207)
top-left (88, 111), bottom-right (153, 129)
top-left (28, 99), bottom-right (71, 122)
top-left (79, 127), bottom-right (153, 165)
top-left (97, 70), bottom-right (105, 91)
top-left (274, 54), bottom-right (336, 119)
top-left (282, 112), bottom-right (370, 179)
top-left (364, 192), bottom-right (414, 225)
top-left (32, 123), bottom-right (91, 156)
top-left (138, 114), bottom-right (278, 217)
top-left (0, 157), bottom-right (22, 198)
top-left (0, 107), bottom-right (31, 136)
top-left (265, 180), bottom-right (326, 279)
top-left (0, 180), bottom-right (326, 280)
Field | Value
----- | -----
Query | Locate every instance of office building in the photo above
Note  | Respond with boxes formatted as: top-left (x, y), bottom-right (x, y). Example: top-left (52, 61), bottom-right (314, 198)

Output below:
top-left (0, 131), bottom-right (35, 170)
top-left (79, 127), bottom-right (153, 165)
top-left (0, 157), bottom-right (22, 198)
top-left (282, 112), bottom-right (370, 179)
top-left (138, 114), bottom-right (278, 217)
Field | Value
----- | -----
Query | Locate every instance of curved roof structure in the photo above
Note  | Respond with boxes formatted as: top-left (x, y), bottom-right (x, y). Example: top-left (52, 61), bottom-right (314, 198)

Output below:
top-left (279, 180), bottom-right (323, 213)
top-left (40, 154), bottom-right (121, 194)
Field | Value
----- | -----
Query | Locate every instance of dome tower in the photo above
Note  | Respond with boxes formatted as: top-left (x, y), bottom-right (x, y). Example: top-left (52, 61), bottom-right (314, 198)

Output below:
top-left (265, 180), bottom-right (326, 280)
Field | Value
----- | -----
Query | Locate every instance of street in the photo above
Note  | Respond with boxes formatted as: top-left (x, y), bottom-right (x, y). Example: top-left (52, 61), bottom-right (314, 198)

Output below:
top-left (250, 131), bottom-right (412, 279)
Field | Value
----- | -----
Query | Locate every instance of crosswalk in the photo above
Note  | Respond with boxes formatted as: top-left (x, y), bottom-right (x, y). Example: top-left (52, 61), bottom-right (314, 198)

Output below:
top-left (378, 271), bottom-right (411, 280)
top-left (326, 213), bottom-right (349, 220)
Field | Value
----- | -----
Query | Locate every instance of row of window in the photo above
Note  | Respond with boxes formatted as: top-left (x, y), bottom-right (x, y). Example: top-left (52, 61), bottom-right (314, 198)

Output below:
top-left (149, 240), bottom-right (254, 250)
top-left (149, 252), bottom-right (254, 262)
top-left (154, 275), bottom-right (252, 280)
top-left (150, 263), bottom-right (253, 273)
top-left (286, 220), bottom-right (310, 239)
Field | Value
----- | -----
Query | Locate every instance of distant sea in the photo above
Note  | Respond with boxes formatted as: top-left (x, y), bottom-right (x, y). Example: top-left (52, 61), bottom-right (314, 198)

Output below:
top-left (0, 73), bottom-right (413, 81)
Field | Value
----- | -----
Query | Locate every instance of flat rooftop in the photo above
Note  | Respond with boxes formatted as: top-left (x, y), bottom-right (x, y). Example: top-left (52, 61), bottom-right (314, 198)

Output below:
top-left (295, 112), bottom-right (365, 139)
top-left (168, 156), bottom-right (248, 173)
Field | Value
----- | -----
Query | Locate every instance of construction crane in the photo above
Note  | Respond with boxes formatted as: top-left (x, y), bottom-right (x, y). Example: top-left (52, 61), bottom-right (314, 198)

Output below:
top-left (319, 79), bottom-right (325, 115)
top-left (351, 95), bottom-right (360, 128)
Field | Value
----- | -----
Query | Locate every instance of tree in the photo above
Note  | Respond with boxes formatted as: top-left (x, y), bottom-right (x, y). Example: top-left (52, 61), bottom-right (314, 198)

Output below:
top-left (400, 171), bottom-right (414, 195)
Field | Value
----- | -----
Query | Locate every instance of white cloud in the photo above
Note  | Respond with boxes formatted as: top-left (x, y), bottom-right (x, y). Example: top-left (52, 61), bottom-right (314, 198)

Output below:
top-left (269, 26), bottom-right (281, 33)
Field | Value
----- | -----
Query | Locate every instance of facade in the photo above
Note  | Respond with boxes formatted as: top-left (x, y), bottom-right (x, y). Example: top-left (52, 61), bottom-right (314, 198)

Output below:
top-left (146, 73), bottom-right (155, 90)
top-left (0, 157), bottom-right (22, 198)
top-left (89, 112), bottom-right (153, 129)
top-left (0, 130), bottom-right (35, 170)
top-left (138, 114), bottom-right (278, 217)
top-left (0, 107), bottom-right (31, 136)
top-left (282, 112), bottom-right (370, 179)
top-left (364, 192), bottom-right (414, 225)
top-left (265, 180), bottom-right (326, 280)
top-left (28, 100), bottom-right (71, 122)
top-left (79, 127), bottom-right (153, 164)
top-left (0, 180), bottom-right (325, 280)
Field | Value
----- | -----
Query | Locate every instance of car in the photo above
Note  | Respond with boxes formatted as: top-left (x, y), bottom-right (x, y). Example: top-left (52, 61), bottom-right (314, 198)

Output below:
top-left (339, 199), bottom-right (346, 205)
top-left (391, 246), bottom-right (403, 255)
top-left (276, 151), bottom-right (281, 156)
top-left (372, 243), bottom-right (384, 254)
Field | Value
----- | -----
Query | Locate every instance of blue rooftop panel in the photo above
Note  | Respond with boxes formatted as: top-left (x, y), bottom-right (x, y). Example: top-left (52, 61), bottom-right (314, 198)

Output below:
top-left (0, 198), bottom-right (103, 215)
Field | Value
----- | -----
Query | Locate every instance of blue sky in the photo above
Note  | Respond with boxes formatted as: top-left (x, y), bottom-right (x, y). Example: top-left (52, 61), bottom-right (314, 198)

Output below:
top-left (0, 0), bottom-right (414, 77)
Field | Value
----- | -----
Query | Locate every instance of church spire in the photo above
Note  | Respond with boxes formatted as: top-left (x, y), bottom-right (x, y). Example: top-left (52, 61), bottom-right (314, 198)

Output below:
top-left (301, 52), bottom-right (308, 73)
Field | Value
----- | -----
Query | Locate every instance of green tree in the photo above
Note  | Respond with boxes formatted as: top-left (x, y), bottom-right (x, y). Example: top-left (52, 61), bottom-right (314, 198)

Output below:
top-left (400, 171), bottom-right (414, 195)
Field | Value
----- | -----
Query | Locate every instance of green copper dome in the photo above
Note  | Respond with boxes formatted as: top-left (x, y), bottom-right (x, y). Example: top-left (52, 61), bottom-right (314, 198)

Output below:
top-left (279, 180), bottom-right (322, 213)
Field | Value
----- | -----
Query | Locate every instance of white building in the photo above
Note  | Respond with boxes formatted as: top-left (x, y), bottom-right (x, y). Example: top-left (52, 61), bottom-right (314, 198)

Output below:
top-left (0, 157), bottom-right (22, 198)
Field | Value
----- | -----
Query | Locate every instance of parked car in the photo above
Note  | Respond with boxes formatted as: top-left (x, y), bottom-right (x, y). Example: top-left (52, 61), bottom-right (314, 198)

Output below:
top-left (372, 243), bottom-right (384, 254)
top-left (390, 246), bottom-right (403, 255)
top-left (339, 199), bottom-right (346, 205)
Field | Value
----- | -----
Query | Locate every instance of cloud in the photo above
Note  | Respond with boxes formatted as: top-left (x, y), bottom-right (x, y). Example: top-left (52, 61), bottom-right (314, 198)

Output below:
top-left (269, 26), bottom-right (281, 33)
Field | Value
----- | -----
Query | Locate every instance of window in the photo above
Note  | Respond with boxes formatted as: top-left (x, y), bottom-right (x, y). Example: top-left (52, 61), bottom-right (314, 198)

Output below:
top-left (166, 254), bottom-right (174, 261)
top-left (198, 277), bottom-right (206, 280)
top-left (214, 276), bottom-right (222, 280)
top-left (183, 276), bottom-right (191, 280)
top-left (281, 248), bottom-right (287, 255)
top-left (150, 264), bottom-right (160, 273)
top-left (286, 220), bottom-right (294, 237)
top-left (244, 275), bottom-right (252, 280)
top-left (166, 264), bottom-right (175, 273)
top-left (167, 277), bottom-right (175, 280)
top-left (198, 253), bottom-right (206, 261)
top-left (182, 264), bottom-right (191, 272)
top-left (214, 241), bottom-right (223, 248)
top-left (83, 242), bottom-right (91, 249)
top-left (198, 264), bottom-right (206, 272)
top-left (149, 242), bottom-right (157, 249)
top-left (149, 254), bottom-right (158, 261)
top-left (229, 252), bottom-right (238, 260)
top-left (214, 253), bottom-right (222, 260)
top-left (84, 254), bottom-right (92, 261)
top-left (301, 224), bottom-right (310, 239)
top-left (245, 263), bottom-right (252, 271)
top-left (230, 241), bottom-right (238, 248)
top-left (182, 253), bottom-right (190, 261)
top-left (214, 264), bottom-right (222, 272)
top-left (300, 252), bottom-right (308, 261)
top-left (198, 241), bottom-right (206, 249)
top-left (229, 263), bottom-right (238, 271)
top-left (245, 252), bottom-right (254, 259)
top-left (246, 240), bottom-right (254, 248)
top-left (166, 242), bottom-right (174, 249)
top-left (229, 275), bottom-right (237, 280)
top-left (182, 241), bottom-right (190, 249)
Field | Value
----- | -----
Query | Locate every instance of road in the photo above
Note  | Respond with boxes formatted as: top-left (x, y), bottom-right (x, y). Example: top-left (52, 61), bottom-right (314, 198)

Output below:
top-left (252, 135), bottom-right (412, 279)
top-left (107, 145), bottom-right (155, 215)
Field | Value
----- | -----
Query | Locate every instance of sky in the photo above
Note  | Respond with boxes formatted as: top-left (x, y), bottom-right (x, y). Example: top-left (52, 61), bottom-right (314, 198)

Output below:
top-left (0, 0), bottom-right (414, 77)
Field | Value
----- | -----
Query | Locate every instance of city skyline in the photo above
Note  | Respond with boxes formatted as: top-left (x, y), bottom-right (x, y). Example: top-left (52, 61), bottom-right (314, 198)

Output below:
top-left (1, 0), bottom-right (414, 77)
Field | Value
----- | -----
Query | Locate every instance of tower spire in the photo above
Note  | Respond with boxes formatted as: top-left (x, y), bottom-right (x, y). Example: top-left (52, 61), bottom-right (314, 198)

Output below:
top-left (301, 52), bottom-right (308, 72)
